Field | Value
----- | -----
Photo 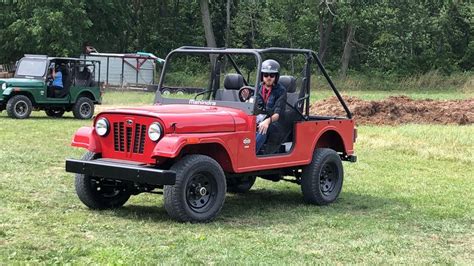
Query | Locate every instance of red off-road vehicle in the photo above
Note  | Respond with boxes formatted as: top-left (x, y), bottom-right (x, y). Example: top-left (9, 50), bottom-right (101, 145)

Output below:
top-left (66, 47), bottom-right (357, 222)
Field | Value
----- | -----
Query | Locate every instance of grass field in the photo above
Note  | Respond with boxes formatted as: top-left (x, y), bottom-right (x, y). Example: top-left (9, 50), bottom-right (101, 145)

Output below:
top-left (1, 90), bottom-right (473, 264)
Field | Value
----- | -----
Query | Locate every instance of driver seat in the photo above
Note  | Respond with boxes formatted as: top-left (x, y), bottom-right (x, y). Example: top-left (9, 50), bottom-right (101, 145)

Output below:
top-left (264, 75), bottom-right (298, 154)
top-left (215, 74), bottom-right (243, 101)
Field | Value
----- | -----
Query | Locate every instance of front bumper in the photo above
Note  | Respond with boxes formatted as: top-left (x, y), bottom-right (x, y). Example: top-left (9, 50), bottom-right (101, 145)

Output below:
top-left (65, 158), bottom-right (176, 185)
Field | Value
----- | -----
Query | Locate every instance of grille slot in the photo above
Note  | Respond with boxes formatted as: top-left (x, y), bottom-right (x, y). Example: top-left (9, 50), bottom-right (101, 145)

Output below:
top-left (113, 122), bottom-right (125, 151)
top-left (133, 124), bottom-right (147, 153)
top-left (126, 127), bottom-right (132, 152)
top-left (113, 121), bottom-right (146, 154)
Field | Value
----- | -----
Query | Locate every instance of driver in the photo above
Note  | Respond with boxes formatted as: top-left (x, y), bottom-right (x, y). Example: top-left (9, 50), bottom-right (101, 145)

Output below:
top-left (255, 59), bottom-right (287, 154)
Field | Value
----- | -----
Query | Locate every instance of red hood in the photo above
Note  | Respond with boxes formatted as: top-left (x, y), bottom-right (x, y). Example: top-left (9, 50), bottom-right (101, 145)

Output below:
top-left (99, 104), bottom-right (246, 133)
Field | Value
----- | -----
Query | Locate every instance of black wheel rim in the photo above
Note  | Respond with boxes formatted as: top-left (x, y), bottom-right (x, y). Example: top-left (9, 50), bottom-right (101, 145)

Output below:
top-left (90, 178), bottom-right (123, 198)
top-left (80, 102), bottom-right (91, 117)
top-left (186, 172), bottom-right (217, 213)
top-left (319, 163), bottom-right (338, 196)
top-left (14, 101), bottom-right (28, 116)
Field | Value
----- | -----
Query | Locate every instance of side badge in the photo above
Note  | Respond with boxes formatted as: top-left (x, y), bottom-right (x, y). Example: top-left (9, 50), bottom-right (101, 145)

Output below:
top-left (243, 138), bottom-right (251, 149)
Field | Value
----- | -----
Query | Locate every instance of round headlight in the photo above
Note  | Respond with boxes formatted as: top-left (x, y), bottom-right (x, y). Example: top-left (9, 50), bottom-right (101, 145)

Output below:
top-left (1, 83), bottom-right (6, 90)
top-left (148, 122), bottom-right (163, 141)
top-left (95, 118), bottom-right (109, 136)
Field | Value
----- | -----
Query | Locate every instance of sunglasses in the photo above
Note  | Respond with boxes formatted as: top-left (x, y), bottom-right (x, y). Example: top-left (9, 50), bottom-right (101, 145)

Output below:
top-left (263, 73), bottom-right (276, 78)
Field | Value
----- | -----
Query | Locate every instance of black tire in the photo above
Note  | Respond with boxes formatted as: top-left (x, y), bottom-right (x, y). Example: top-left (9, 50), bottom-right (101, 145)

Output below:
top-left (75, 152), bottom-right (131, 209)
top-left (164, 155), bottom-right (226, 223)
top-left (227, 176), bottom-right (256, 193)
top-left (73, 97), bottom-right (94, 119)
top-left (301, 148), bottom-right (344, 205)
top-left (6, 95), bottom-right (32, 119)
top-left (45, 107), bottom-right (65, 118)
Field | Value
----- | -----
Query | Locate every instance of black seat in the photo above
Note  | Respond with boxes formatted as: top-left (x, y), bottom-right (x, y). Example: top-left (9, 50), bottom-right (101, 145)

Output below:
top-left (75, 68), bottom-right (92, 87)
top-left (265, 75), bottom-right (301, 154)
top-left (215, 74), bottom-right (243, 101)
top-left (279, 75), bottom-right (300, 128)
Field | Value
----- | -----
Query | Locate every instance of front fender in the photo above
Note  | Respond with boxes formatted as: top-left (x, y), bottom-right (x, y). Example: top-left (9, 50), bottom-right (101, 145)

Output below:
top-left (151, 135), bottom-right (189, 158)
top-left (71, 127), bottom-right (102, 153)
top-left (3, 87), bottom-right (13, 96)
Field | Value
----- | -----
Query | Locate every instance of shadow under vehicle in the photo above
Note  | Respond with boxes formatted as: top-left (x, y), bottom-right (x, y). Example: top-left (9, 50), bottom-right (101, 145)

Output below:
top-left (65, 47), bottom-right (357, 222)
top-left (0, 55), bottom-right (102, 119)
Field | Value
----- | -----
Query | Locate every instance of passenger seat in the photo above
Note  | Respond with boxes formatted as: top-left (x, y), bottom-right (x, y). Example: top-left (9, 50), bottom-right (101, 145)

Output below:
top-left (215, 74), bottom-right (243, 101)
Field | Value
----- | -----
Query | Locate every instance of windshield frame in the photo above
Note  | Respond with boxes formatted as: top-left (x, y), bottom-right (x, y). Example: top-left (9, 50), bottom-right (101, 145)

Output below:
top-left (14, 57), bottom-right (48, 80)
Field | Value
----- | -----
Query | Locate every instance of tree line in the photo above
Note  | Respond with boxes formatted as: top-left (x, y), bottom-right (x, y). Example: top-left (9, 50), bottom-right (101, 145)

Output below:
top-left (0, 0), bottom-right (471, 76)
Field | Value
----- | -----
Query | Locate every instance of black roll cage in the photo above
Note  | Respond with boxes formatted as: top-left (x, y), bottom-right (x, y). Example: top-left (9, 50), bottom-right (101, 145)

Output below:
top-left (15, 55), bottom-right (101, 85)
top-left (155, 46), bottom-right (352, 119)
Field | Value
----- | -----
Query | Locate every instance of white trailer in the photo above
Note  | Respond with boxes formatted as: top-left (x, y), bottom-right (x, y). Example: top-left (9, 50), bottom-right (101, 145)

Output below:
top-left (82, 51), bottom-right (164, 90)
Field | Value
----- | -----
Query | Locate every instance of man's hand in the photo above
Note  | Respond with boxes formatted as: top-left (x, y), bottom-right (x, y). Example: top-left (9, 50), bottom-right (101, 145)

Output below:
top-left (257, 118), bottom-right (271, 135)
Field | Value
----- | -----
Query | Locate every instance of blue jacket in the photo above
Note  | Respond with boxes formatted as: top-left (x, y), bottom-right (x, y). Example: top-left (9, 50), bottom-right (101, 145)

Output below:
top-left (256, 82), bottom-right (287, 117)
top-left (52, 71), bottom-right (63, 88)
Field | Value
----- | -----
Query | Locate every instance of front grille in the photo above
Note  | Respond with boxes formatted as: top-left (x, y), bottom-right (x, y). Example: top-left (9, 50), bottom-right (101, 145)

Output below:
top-left (113, 122), bottom-right (146, 154)
top-left (134, 124), bottom-right (146, 153)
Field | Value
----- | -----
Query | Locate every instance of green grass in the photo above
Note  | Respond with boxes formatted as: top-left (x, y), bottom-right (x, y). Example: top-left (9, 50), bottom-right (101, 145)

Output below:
top-left (1, 91), bottom-right (473, 264)
top-left (312, 71), bottom-right (474, 100)
top-left (101, 90), bottom-right (156, 105)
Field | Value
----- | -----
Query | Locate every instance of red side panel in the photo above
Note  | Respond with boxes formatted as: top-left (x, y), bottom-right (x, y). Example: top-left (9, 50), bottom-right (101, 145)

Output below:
top-left (233, 119), bottom-right (355, 172)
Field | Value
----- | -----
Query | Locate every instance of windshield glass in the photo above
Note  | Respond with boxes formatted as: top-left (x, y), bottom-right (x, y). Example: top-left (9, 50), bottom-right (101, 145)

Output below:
top-left (159, 52), bottom-right (258, 103)
top-left (15, 58), bottom-right (47, 77)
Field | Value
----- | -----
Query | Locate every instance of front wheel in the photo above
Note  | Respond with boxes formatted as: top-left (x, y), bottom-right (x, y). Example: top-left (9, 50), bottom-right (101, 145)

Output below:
top-left (75, 152), bottom-right (131, 209)
top-left (6, 95), bottom-right (32, 119)
top-left (164, 155), bottom-right (226, 223)
top-left (301, 148), bottom-right (344, 205)
top-left (73, 97), bottom-right (94, 119)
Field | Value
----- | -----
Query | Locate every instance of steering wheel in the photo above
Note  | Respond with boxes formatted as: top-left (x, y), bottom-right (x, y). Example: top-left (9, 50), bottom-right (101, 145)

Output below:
top-left (238, 86), bottom-right (255, 102)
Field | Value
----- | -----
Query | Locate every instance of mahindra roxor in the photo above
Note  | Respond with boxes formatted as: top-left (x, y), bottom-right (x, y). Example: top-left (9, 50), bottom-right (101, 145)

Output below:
top-left (65, 47), bottom-right (357, 222)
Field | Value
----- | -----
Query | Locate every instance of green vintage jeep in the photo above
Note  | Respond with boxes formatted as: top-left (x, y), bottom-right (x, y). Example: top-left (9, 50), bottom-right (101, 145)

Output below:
top-left (0, 55), bottom-right (102, 119)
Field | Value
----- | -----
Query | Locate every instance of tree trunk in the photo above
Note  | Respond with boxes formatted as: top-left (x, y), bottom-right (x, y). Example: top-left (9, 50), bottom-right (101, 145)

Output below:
top-left (340, 25), bottom-right (355, 78)
top-left (225, 0), bottom-right (231, 47)
top-left (318, 9), bottom-right (334, 64)
top-left (200, 0), bottom-right (217, 48)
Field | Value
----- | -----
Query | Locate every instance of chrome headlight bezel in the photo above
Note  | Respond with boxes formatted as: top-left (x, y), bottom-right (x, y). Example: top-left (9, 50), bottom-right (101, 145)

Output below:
top-left (95, 117), bottom-right (110, 136)
top-left (1, 83), bottom-right (6, 90)
top-left (148, 122), bottom-right (163, 142)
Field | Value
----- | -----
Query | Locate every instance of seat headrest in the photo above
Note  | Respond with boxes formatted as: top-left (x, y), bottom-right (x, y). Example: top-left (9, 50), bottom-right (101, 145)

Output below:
top-left (224, 74), bottom-right (244, 90)
top-left (279, 75), bottom-right (296, 93)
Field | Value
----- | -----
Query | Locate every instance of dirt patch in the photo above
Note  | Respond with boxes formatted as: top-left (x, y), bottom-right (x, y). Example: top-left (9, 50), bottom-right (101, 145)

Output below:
top-left (312, 96), bottom-right (474, 125)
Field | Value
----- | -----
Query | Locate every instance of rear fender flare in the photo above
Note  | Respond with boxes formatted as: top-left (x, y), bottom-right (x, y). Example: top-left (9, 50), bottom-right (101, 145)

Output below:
top-left (311, 127), bottom-right (346, 154)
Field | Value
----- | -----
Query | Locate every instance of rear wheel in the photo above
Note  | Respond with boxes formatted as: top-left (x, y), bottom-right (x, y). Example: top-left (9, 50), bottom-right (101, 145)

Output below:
top-left (45, 107), bottom-right (65, 118)
top-left (73, 97), bottom-right (94, 119)
top-left (75, 152), bottom-right (131, 209)
top-left (164, 155), bottom-right (226, 223)
top-left (301, 148), bottom-right (343, 205)
top-left (6, 95), bottom-right (32, 119)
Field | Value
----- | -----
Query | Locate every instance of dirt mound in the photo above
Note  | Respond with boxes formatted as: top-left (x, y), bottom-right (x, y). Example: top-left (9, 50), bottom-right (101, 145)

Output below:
top-left (312, 96), bottom-right (474, 125)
